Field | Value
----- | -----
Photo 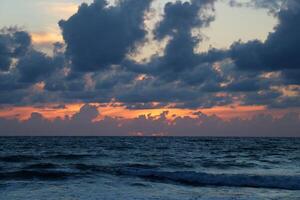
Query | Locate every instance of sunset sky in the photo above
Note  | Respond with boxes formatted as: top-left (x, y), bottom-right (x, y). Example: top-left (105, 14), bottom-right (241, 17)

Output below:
top-left (0, 0), bottom-right (299, 136)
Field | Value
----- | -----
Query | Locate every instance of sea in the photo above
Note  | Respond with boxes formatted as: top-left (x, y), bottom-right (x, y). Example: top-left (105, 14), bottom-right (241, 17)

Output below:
top-left (0, 137), bottom-right (299, 200)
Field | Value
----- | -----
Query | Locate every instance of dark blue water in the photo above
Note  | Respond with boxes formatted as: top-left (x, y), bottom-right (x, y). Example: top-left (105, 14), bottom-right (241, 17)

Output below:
top-left (0, 137), bottom-right (300, 200)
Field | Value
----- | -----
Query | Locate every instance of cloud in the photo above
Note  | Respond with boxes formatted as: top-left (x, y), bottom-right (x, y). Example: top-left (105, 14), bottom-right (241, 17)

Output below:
top-left (230, 0), bottom-right (300, 73)
top-left (154, 0), bottom-right (215, 39)
top-left (0, 0), bottom-right (299, 111)
top-left (59, 0), bottom-right (152, 72)
top-left (0, 28), bottom-right (31, 71)
top-left (72, 103), bottom-right (99, 122)
top-left (0, 0), bottom-right (231, 109)
top-left (17, 49), bottom-right (64, 83)
top-left (282, 69), bottom-right (300, 84)
top-left (0, 72), bottom-right (22, 91)
top-left (228, 0), bottom-right (284, 14)
top-left (115, 0), bottom-right (229, 107)
top-left (0, 28), bottom-right (65, 105)
top-left (0, 104), bottom-right (299, 136)
top-left (145, 0), bottom-right (219, 78)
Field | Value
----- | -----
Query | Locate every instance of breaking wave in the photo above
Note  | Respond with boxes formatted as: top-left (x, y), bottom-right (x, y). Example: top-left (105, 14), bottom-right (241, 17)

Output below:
top-left (62, 163), bottom-right (300, 190)
top-left (118, 168), bottom-right (300, 190)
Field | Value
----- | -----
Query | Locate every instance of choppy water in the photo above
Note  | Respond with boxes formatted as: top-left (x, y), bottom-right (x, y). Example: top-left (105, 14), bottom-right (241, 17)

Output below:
top-left (0, 137), bottom-right (300, 200)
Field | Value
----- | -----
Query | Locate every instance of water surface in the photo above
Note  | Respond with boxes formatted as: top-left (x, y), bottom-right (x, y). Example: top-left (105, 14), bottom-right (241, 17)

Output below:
top-left (0, 137), bottom-right (299, 200)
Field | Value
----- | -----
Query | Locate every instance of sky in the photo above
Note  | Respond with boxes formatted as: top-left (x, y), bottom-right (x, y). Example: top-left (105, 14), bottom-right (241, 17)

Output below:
top-left (0, 0), bottom-right (299, 136)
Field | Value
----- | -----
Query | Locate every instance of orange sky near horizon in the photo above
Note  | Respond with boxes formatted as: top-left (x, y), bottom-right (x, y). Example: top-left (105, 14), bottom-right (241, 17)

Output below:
top-left (0, 103), bottom-right (292, 122)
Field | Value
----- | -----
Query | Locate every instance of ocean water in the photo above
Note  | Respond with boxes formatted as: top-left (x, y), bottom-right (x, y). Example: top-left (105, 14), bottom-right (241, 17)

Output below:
top-left (0, 137), bottom-right (299, 200)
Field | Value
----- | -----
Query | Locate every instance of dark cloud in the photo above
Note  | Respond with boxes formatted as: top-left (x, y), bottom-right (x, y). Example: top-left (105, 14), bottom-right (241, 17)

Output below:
top-left (0, 72), bottom-right (22, 91)
top-left (154, 0), bottom-right (215, 39)
top-left (226, 79), bottom-right (261, 92)
top-left (0, 0), bottom-right (230, 109)
top-left (0, 104), bottom-right (299, 136)
top-left (72, 104), bottom-right (99, 122)
top-left (224, 72), bottom-right (272, 92)
top-left (0, 28), bottom-right (31, 71)
top-left (59, 0), bottom-right (152, 72)
top-left (230, 0), bottom-right (300, 72)
top-left (221, 0), bottom-right (300, 108)
top-left (116, 78), bottom-right (198, 104)
top-left (0, 90), bottom-right (26, 104)
top-left (230, 40), bottom-right (265, 71)
top-left (94, 66), bottom-right (136, 90)
top-left (54, 6), bottom-right (231, 111)
top-left (117, 0), bottom-right (227, 108)
top-left (11, 30), bottom-right (31, 56)
top-left (17, 50), bottom-right (64, 83)
top-left (0, 28), bottom-right (65, 105)
top-left (282, 69), bottom-right (300, 84)
top-left (146, 0), bottom-right (218, 79)
top-left (242, 90), bottom-right (282, 106)
top-left (269, 96), bottom-right (300, 108)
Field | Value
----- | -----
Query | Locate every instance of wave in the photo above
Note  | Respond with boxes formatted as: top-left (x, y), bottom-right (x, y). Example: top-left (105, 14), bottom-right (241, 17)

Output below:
top-left (200, 160), bottom-right (258, 169)
top-left (72, 163), bottom-right (107, 172)
top-left (72, 162), bottom-right (158, 171)
top-left (118, 169), bottom-right (300, 190)
top-left (0, 170), bottom-right (79, 180)
top-left (69, 163), bottom-right (300, 190)
top-left (0, 155), bottom-right (37, 162)
top-left (23, 163), bottom-right (59, 169)
top-left (122, 163), bottom-right (159, 169)
top-left (0, 154), bottom-right (93, 163)
top-left (48, 154), bottom-right (91, 160)
top-left (2, 161), bottom-right (300, 190)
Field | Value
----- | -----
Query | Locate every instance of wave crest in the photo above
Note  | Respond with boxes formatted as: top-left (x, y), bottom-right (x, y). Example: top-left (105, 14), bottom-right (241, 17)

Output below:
top-left (119, 169), bottom-right (300, 190)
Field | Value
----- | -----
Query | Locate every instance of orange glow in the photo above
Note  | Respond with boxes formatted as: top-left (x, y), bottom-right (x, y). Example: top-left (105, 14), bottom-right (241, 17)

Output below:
top-left (31, 32), bottom-right (63, 44)
top-left (96, 106), bottom-right (193, 120)
top-left (0, 104), bottom-right (82, 121)
top-left (0, 102), bottom-right (294, 122)
top-left (200, 105), bottom-right (267, 119)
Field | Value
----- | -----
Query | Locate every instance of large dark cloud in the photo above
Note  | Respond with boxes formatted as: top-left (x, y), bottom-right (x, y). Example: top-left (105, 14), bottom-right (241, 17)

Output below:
top-left (146, 0), bottom-right (220, 80)
top-left (220, 0), bottom-right (300, 108)
top-left (118, 0), bottom-right (227, 108)
top-left (59, 0), bottom-right (152, 72)
top-left (230, 0), bottom-right (300, 72)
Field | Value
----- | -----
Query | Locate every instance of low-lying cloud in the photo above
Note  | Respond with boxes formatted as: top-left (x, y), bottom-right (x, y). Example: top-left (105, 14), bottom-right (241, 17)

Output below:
top-left (0, 104), bottom-right (299, 136)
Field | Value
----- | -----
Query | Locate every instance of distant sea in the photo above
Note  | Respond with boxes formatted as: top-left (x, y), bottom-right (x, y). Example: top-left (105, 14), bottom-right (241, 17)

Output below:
top-left (0, 137), bottom-right (300, 200)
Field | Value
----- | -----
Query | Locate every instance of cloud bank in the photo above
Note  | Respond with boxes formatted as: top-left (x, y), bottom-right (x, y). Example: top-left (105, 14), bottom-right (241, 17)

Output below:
top-left (1, 104), bottom-right (299, 136)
